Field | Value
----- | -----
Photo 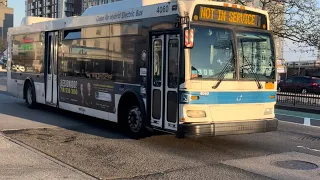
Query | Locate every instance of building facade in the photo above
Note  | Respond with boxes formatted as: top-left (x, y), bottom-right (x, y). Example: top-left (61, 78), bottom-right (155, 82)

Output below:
top-left (82, 0), bottom-right (120, 12)
top-left (0, 0), bottom-right (7, 7)
top-left (0, 6), bottom-right (13, 42)
top-left (25, 0), bottom-right (82, 18)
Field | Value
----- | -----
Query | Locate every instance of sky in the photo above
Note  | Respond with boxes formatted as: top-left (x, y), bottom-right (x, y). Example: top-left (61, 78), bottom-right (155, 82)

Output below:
top-left (8, 0), bottom-right (24, 27)
top-left (6, 0), bottom-right (319, 62)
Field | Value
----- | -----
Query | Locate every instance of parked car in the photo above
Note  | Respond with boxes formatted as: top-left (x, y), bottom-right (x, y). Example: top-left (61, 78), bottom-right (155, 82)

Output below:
top-left (277, 76), bottom-right (320, 94)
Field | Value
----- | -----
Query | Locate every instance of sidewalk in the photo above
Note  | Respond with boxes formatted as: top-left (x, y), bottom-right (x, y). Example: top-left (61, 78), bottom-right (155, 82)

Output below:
top-left (275, 102), bottom-right (320, 114)
top-left (0, 134), bottom-right (95, 180)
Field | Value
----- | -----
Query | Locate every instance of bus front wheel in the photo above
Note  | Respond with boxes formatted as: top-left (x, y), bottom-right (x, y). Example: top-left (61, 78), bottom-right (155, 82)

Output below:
top-left (123, 104), bottom-right (147, 139)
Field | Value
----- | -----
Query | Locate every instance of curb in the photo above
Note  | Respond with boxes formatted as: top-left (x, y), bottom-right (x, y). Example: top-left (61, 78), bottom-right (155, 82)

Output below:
top-left (275, 104), bottom-right (320, 114)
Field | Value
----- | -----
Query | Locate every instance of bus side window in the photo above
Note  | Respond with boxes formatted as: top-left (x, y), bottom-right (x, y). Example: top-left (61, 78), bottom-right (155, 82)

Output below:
top-left (47, 36), bottom-right (52, 74)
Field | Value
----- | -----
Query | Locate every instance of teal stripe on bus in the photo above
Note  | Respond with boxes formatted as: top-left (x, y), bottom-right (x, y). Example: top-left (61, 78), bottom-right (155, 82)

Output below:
top-left (180, 91), bottom-right (276, 104)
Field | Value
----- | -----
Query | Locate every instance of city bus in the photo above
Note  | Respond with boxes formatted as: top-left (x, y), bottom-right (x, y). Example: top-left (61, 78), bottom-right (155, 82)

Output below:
top-left (6, 0), bottom-right (278, 138)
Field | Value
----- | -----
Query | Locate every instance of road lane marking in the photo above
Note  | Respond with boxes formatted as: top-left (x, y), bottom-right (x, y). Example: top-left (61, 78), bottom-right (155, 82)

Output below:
top-left (297, 146), bottom-right (320, 153)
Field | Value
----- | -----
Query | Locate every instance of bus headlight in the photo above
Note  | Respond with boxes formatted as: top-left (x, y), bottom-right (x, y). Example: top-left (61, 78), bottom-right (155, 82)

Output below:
top-left (264, 108), bottom-right (273, 115)
top-left (186, 110), bottom-right (206, 118)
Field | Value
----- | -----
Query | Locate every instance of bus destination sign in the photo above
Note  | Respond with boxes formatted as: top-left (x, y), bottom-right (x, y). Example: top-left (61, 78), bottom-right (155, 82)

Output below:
top-left (193, 5), bottom-right (267, 29)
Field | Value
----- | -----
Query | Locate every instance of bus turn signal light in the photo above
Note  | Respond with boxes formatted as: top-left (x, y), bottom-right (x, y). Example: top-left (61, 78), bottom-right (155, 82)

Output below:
top-left (265, 82), bottom-right (274, 89)
top-left (190, 96), bottom-right (199, 100)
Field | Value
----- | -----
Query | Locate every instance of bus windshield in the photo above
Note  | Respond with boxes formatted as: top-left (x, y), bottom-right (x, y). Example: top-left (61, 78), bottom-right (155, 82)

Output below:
top-left (190, 25), bottom-right (235, 79)
top-left (190, 25), bottom-right (275, 81)
top-left (237, 31), bottom-right (275, 81)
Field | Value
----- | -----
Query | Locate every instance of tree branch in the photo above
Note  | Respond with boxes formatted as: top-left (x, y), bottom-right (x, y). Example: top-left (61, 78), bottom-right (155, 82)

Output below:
top-left (220, 0), bottom-right (320, 48)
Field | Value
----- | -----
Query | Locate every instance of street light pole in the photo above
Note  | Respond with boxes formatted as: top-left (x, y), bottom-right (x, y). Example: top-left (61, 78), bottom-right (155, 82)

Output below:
top-left (298, 53), bottom-right (302, 76)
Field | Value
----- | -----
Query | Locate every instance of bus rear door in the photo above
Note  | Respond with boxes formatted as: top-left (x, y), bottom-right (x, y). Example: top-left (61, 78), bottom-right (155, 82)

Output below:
top-left (45, 31), bottom-right (59, 106)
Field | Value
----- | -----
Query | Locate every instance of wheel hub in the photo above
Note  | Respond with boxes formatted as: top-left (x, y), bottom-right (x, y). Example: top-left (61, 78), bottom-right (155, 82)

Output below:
top-left (128, 107), bottom-right (142, 133)
top-left (27, 87), bottom-right (32, 104)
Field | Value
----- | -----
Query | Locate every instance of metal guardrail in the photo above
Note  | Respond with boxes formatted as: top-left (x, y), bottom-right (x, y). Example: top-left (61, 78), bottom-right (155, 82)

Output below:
top-left (277, 91), bottom-right (320, 107)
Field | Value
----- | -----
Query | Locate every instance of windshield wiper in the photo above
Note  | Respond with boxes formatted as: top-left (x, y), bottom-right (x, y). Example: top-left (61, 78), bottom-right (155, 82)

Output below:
top-left (212, 56), bottom-right (235, 89)
top-left (240, 40), bottom-right (263, 89)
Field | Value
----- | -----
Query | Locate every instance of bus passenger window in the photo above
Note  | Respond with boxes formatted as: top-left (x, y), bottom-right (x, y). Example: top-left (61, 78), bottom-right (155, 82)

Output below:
top-left (153, 40), bottom-right (162, 87)
top-left (168, 39), bottom-right (179, 88)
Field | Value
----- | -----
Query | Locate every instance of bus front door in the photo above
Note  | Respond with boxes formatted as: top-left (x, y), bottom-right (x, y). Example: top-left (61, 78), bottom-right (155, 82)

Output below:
top-left (45, 31), bottom-right (58, 106)
top-left (151, 33), bottom-right (180, 132)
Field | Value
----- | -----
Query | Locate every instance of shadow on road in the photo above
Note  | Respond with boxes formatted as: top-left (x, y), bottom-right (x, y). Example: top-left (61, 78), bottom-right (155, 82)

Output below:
top-left (0, 73), bottom-right (129, 139)
top-left (1, 101), bottom-right (126, 139)
top-left (0, 72), bottom-right (165, 141)
top-left (0, 92), bottom-right (167, 141)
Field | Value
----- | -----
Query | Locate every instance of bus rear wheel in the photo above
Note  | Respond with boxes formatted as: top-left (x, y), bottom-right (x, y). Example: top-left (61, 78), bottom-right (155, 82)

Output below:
top-left (25, 83), bottom-right (37, 109)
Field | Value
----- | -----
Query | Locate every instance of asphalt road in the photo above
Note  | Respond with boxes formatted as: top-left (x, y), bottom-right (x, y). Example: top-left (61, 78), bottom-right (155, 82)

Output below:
top-left (0, 73), bottom-right (319, 180)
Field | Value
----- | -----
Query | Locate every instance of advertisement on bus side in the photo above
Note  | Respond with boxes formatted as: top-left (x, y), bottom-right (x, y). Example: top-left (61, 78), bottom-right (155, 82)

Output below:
top-left (59, 77), bottom-right (115, 113)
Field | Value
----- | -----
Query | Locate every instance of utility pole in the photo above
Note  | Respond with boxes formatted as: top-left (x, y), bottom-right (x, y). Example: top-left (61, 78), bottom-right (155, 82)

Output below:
top-left (298, 53), bottom-right (302, 76)
top-left (317, 45), bottom-right (320, 62)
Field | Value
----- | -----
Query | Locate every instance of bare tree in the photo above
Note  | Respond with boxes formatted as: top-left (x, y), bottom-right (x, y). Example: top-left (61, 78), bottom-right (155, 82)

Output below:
top-left (222, 0), bottom-right (320, 48)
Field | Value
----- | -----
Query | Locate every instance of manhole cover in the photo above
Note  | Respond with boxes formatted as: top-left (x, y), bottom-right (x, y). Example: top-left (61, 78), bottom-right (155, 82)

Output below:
top-left (272, 160), bottom-right (318, 170)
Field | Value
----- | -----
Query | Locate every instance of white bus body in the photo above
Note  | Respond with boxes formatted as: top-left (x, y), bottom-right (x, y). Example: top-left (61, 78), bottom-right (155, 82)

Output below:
top-left (7, 0), bottom-right (277, 138)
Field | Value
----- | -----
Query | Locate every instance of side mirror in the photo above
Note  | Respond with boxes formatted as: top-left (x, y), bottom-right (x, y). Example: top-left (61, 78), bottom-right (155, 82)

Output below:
top-left (184, 28), bottom-right (194, 48)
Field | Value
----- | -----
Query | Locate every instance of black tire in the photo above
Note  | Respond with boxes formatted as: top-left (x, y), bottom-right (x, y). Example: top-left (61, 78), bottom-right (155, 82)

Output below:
top-left (122, 103), bottom-right (147, 139)
top-left (25, 83), bottom-right (37, 109)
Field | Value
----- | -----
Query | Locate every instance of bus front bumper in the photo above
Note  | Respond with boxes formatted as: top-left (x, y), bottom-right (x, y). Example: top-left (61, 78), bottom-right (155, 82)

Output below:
top-left (176, 118), bottom-right (278, 138)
